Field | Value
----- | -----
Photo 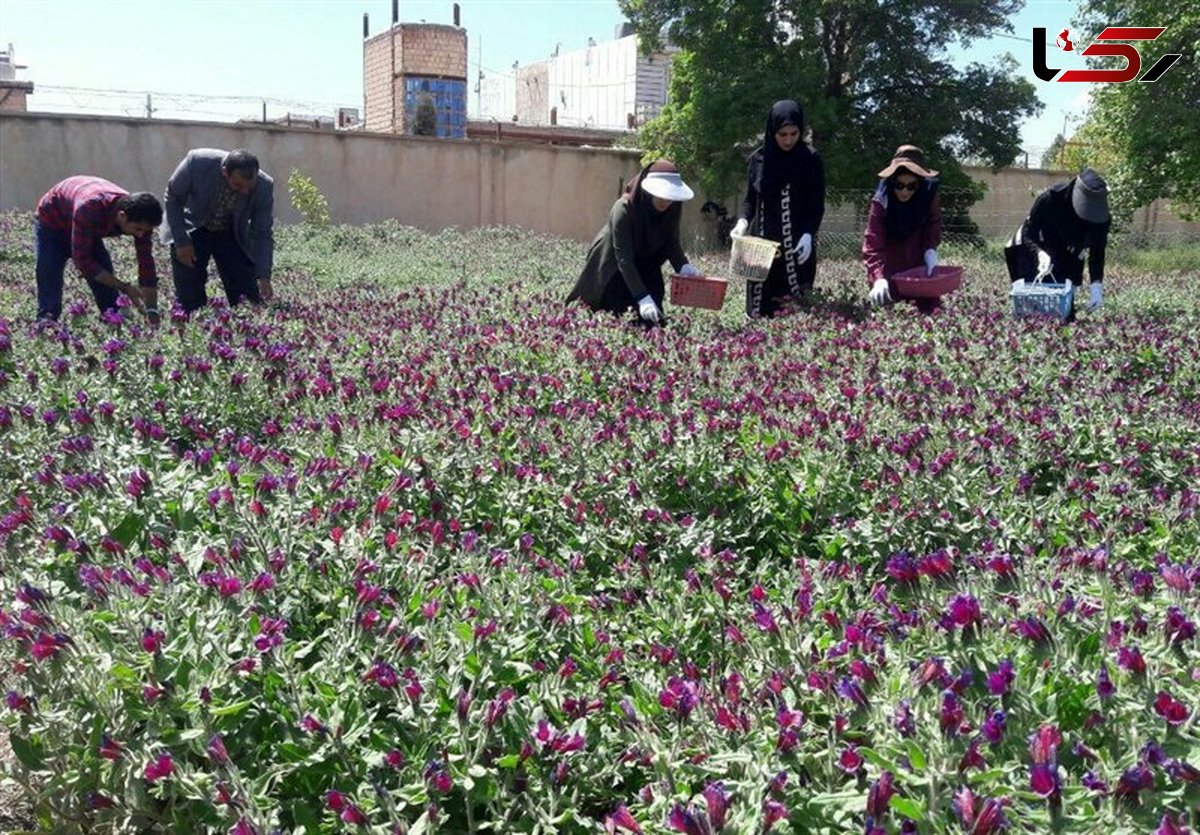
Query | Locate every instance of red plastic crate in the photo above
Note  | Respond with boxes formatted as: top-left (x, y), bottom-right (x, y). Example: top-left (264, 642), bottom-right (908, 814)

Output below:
top-left (670, 274), bottom-right (729, 310)
top-left (892, 265), bottom-right (964, 298)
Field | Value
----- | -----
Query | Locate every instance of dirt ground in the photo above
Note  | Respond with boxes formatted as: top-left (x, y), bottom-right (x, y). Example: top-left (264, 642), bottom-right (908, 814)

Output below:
top-left (0, 733), bottom-right (35, 833)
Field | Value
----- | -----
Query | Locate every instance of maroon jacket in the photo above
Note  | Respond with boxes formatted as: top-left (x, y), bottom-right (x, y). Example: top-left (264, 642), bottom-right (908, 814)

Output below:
top-left (861, 185), bottom-right (942, 285)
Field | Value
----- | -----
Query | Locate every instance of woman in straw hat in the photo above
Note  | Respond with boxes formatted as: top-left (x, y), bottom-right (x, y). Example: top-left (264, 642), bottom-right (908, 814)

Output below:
top-left (567, 159), bottom-right (699, 325)
top-left (730, 99), bottom-right (826, 318)
top-left (862, 145), bottom-right (944, 313)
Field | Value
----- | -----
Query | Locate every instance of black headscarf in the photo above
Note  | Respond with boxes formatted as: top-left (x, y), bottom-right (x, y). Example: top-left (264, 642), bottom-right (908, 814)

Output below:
top-left (757, 100), bottom-right (807, 197)
top-left (878, 170), bottom-right (938, 241)
top-left (622, 159), bottom-right (683, 254)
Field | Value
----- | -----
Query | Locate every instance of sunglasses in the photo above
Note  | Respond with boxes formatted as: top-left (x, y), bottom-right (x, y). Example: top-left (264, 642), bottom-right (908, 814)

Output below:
top-left (893, 180), bottom-right (920, 192)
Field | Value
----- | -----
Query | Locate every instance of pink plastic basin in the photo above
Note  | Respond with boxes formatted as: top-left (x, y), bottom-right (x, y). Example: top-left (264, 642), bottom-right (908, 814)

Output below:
top-left (893, 265), bottom-right (964, 298)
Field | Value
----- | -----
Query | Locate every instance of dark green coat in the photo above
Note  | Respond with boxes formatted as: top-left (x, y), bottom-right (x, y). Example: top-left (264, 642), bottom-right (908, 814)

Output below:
top-left (566, 197), bottom-right (688, 312)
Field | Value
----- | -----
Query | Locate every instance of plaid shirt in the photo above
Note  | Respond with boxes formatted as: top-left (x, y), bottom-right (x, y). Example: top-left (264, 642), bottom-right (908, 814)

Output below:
top-left (205, 177), bottom-right (238, 232)
top-left (36, 176), bottom-right (158, 286)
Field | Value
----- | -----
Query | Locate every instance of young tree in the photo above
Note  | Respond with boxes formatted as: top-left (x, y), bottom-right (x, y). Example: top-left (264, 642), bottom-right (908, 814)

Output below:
top-left (619, 0), bottom-right (1042, 219)
top-left (413, 93), bottom-right (438, 137)
top-left (1075, 2), bottom-right (1199, 218)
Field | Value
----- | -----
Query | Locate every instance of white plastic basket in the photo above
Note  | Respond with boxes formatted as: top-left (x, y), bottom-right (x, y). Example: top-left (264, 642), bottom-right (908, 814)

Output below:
top-left (1011, 275), bottom-right (1074, 320)
top-left (728, 234), bottom-right (779, 282)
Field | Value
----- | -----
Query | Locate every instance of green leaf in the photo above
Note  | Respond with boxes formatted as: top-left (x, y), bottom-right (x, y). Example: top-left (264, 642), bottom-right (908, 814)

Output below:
top-left (209, 699), bottom-right (254, 717)
top-left (495, 754), bottom-right (520, 768)
top-left (890, 796), bottom-right (926, 821)
top-left (9, 734), bottom-right (43, 769)
top-left (108, 513), bottom-right (143, 547)
top-left (905, 740), bottom-right (927, 772)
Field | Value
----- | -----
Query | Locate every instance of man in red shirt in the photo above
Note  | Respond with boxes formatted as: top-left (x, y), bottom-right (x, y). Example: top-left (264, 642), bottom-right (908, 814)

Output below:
top-left (35, 176), bottom-right (163, 322)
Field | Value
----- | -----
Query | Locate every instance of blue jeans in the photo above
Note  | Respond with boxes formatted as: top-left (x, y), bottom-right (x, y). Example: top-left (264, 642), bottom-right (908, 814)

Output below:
top-left (34, 219), bottom-right (119, 320)
top-left (171, 228), bottom-right (260, 313)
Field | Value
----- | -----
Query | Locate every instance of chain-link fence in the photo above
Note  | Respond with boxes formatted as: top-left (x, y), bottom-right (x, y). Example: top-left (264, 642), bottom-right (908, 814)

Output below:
top-left (687, 185), bottom-right (1200, 259)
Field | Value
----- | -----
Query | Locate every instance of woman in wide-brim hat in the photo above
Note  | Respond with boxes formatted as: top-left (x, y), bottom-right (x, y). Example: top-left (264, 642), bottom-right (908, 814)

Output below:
top-left (862, 144), bottom-right (944, 314)
top-left (730, 99), bottom-right (827, 318)
top-left (566, 159), bottom-right (699, 325)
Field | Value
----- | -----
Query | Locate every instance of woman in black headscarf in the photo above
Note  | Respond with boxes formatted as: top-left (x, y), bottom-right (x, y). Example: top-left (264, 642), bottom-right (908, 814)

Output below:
top-left (567, 159), bottom-right (699, 324)
top-left (730, 100), bottom-right (826, 318)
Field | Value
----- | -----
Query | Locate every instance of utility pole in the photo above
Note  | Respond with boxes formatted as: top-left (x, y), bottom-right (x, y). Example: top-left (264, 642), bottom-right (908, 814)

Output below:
top-left (475, 36), bottom-right (483, 118)
top-left (145, 93), bottom-right (154, 119)
top-left (262, 100), bottom-right (267, 124)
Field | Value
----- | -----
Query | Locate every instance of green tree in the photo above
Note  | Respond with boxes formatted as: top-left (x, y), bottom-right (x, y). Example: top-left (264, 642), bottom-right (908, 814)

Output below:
top-left (1075, 1), bottom-right (1199, 218)
top-left (619, 0), bottom-right (1042, 222)
top-left (413, 92), bottom-right (438, 137)
top-left (287, 169), bottom-right (331, 227)
top-left (1041, 133), bottom-right (1067, 170)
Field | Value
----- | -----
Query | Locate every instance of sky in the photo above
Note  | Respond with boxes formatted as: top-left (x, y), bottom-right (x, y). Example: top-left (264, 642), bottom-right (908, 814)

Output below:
top-left (0, 0), bottom-right (1093, 160)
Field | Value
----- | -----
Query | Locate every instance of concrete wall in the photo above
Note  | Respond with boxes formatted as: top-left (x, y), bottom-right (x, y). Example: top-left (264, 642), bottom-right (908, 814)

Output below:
top-left (2, 112), bottom-right (1198, 248)
top-left (0, 111), bottom-right (646, 243)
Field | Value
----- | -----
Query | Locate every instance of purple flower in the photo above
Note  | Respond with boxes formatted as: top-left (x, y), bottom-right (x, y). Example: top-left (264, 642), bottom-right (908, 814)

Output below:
top-left (986, 660), bottom-right (1015, 695)
top-left (1096, 664), bottom-right (1115, 699)
top-left (1165, 606), bottom-right (1197, 645)
top-left (939, 691), bottom-right (964, 735)
top-left (1028, 724), bottom-right (1061, 764)
top-left (702, 781), bottom-right (730, 830)
top-left (761, 799), bottom-right (788, 831)
top-left (865, 771), bottom-right (895, 818)
top-left (666, 804), bottom-right (705, 835)
top-left (1114, 764), bottom-right (1154, 801)
top-left (207, 734), bottom-right (230, 765)
top-left (1012, 615), bottom-right (1050, 644)
top-left (945, 594), bottom-right (982, 630)
top-left (982, 710), bottom-right (1007, 744)
top-left (885, 553), bottom-right (918, 584)
top-left (143, 753), bottom-right (174, 783)
top-left (1030, 762), bottom-right (1060, 798)
top-left (1154, 814), bottom-right (1193, 835)
top-left (893, 699), bottom-right (916, 737)
top-left (752, 604), bottom-right (780, 635)
top-left (1154, 691), bottom-right (1190, 726)
top-left (838, 745), bottom-right (864, 773)
top-left (658, 676), bottom-right (700, 720)
top-left (836, 676), bottom-right (868, 708)
top-left (606, 804), bottom-right (643, 834)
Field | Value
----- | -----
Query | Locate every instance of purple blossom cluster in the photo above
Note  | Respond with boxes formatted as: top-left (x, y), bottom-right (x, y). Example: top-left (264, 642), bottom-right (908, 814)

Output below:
top-left (0, 219), bottom-right (1196, 832)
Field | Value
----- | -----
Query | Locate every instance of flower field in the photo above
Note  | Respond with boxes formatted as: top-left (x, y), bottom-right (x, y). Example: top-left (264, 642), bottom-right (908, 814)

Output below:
top-left (0, 213), bottom-right (1197, 834)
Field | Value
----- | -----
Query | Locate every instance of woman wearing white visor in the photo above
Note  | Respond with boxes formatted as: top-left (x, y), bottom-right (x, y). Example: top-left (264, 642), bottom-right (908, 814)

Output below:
top-left (567, 159), bottom-right (699, 324)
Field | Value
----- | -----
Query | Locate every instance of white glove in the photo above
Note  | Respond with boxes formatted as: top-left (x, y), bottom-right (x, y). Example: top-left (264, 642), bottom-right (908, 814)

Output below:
top-left (793, 233), bottom-right (813, 265)
top-left (1035, 250), bottom-right (1053, 281)
top-left (730, 218), bottom-right (749, 238)
top-left (1088, 282), bottom-right (1103, 310)
top-left (924, 248), bottom-right (938, 276)
top-left (678, 263), bottom-right (700, 277)
top-left (869, 278), bottom-right (892, 306)
top-left (636, 295), bottom-right (661, 323)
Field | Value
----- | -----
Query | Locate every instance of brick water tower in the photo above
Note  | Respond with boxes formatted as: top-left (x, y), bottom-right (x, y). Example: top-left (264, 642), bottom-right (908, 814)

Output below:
top-left (363, 2), bottom-right (468, 137)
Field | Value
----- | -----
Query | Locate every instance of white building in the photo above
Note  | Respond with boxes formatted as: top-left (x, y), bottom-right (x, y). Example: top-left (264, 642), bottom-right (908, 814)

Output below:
top-left (481, 27), bottom-right (676, 130)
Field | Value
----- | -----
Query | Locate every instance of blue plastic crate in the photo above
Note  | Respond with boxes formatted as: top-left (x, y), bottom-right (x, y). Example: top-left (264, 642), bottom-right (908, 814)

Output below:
top-left (1011, 278), bottom-right (1074, 320)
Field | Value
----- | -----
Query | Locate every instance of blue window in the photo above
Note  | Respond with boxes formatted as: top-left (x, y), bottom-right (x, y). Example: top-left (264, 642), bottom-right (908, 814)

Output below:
top-left (404, 76), bottom-right (467, 138)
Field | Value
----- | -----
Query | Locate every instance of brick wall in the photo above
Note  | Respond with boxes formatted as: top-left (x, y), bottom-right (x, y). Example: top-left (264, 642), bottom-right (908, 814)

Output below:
top-left (363, 30), bottom-right (397, 132)
top-left (400, 25), bottom-right (467, 78)
top-left (0, 82), bottom-right (33, 112)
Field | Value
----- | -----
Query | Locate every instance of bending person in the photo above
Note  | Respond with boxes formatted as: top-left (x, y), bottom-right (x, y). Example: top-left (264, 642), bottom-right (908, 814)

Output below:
top-left (566, 159), bottom-right (698, 325)
top-left (862, 145), bottom-right (943, 314)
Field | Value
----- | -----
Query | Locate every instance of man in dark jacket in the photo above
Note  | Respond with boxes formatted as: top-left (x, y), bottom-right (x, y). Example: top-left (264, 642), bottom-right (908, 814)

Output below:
top-left (1005, 167), bottom-right (1110, 314)
top-left (162, 148), bottom-right (275, 313)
